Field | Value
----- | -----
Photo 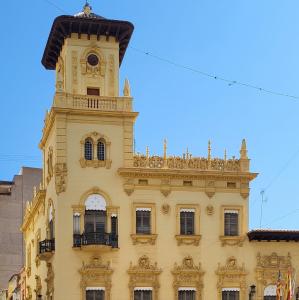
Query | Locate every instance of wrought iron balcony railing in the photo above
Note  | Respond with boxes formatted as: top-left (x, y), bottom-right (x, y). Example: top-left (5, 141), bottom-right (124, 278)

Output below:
top-left (73, 232), bottom-right (118, 248)
top-left (39, 239), bottom-right (55, 254)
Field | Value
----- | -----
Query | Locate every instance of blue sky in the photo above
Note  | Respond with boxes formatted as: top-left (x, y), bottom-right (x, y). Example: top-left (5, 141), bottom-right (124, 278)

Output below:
top-left (1, 0), bottom-right (299, 229)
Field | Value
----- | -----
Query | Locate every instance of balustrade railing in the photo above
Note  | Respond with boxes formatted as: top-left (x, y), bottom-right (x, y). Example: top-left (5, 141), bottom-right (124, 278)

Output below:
top-left (133, 155), bottom-right (241, 172)
top-left (39, 239), bottom-right (55, 254)
top-left (73, 232), bottom-right (118, 248)
top-left (54, 92), bottom-right (132, 112)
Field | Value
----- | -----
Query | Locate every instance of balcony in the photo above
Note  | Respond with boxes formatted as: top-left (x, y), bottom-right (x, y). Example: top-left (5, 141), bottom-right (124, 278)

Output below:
top-left (73, 232), bottom-right (118, 251)
top-left (53, 92), bottom-right (133, 112)
top-left (39, 239), bottom-right (55, 261)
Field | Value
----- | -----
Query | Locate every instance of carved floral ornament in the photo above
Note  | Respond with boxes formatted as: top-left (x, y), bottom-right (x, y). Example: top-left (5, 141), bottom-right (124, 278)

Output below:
top-left (80, 47), bottom-right (106, 77)
top-left (256, 252), bottom-right (292, 300)
top-left (55, 162), bottom-right (67, 194)
top-left (128, 255), bottom-right (162, 300)
top-left (26, 286), bottom-right (32, 300)
top-left (161, 203), bottom-right (170, 214)
top-left (56, 56), bottom-right (64, 92)
top-left (79, 256), bottom-right (113, 300)
top-left (172, 256), bottom-right (204, 300)
top-left (46, 147), bottom-right (54, 184)
top-left (45, 262), bottom-right (54, 298)
top-left (216, 257), bottom-right (247, 300)
top-left (34, 275), bottom-right (42, 296)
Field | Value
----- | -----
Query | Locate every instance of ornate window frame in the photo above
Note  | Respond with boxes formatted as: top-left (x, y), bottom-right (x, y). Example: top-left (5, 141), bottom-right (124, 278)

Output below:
top-left (79, 256), bottom-right (113, 300)
top-left (131, 203), bottom-right (157, 245)
top-left (80, 132), bottom-right (112, 169)
top-left (72, 187), bottom-right (119, 242)
top-left (128, 255), bottom-right (162, 300)
top-left (256, 252), bottom-right (292, 300)
top-left (172, 256), bottom-right (204, 300)
top-left (216, 257), bottom-right (247, 300)
top-left (175, 204), bottom-right (201, 246)
top-left (80, 47), bottom-right (107, 77)
top-left (219, 205), bottom-right (245, 247)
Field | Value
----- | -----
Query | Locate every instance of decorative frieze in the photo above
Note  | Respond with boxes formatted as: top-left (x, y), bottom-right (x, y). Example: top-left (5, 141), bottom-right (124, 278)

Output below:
top-left (79, 256), bottom-right (113, 300)
top-left (255, 252), bottom-right (292, 300)
top-left (216, 257), bottom-right (247, 300)
top-left (128, 255), bottom-right (162, 300)
top-left (172, 256), bottom-right (204, 300)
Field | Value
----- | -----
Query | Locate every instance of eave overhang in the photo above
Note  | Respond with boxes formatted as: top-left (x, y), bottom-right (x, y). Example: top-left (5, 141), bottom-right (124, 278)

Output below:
top-left (42, 15), bottom-right (134, 69)
top-left (248, 230), bottom-right (299, 242)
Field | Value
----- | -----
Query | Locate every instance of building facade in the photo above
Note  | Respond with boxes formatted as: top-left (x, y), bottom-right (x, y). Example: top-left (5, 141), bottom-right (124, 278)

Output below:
top-left (21, 4), bottom-right (299, 300)
top-left (0, 167), bottom-right (42, 291)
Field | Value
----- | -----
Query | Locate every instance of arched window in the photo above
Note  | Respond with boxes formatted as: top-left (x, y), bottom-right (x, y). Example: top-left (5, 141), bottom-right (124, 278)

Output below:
top-left (84, 139), bottom-right (93, 160)
top-left (264, 285), bottom-right (276, 300)
top-left (97, 139), bottom-right (105, 161)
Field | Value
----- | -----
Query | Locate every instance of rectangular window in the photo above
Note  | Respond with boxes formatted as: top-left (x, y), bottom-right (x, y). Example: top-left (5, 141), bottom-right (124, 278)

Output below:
top-left (222, 290), bottom-right (239, 300)
top-left (180, 210), bottom-right (195, 235)
top-left (86, 289), bottom-right (105, 300)
top-left (134, 290), bottom-right (152, 300)
top-left (224, 211), bottom-right (239, 236)
top-left (87, 87), bottom-right (100, 96)
top-left (84, 211), bottom-right (106, 234)
top-left (136, 209), bottom-right (151, 234)
top-left (178, 290), bottom-right (196, 300)
top-left (73, 214), bottom-right (81, 234)
top-left (111, 216), bottom-right (118, 235)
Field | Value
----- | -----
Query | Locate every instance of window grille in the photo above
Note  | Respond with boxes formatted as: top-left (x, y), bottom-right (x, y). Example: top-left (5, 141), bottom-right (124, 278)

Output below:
top-left (180, 211), bottom-right (195, 235)
top-left (86, 289), bottom-right (105, 300)
top-left (178, 290), bottom-right (196, 300)
top-left (222, 291), bottom-right (239, 300)
top-left (111, 216), bottom-right (118, 235)
top-left (85, 139), bottom-right (93, 160)
top-left (134, 290), bottom-right (152, 300)
top-left (97, 140), bottom-right (105, 161)
top-left (84, 210), bottom-right (106, 234)
top-left (136, 210), bottom-right (151, 234)
top-left (224, 212), bottom-right (239, 236)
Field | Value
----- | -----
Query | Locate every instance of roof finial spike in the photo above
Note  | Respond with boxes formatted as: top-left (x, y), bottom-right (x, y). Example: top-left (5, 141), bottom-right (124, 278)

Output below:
top-left (163, 139), bottom-right (168, 160)
top-left (123, 78), bottom-right (131, 97)
top-left (224, 149), bottom-right (227, 161)
top-left (240, 138), bottom-right (248, 159)
top-left (208, 140), bottom-right (211, 160)
top-left (186, 147), bottom-right (189, 159)
top-left (146, 146), bottom-right (149, 159)
top-left (83, 1), bottom-right (92, 16)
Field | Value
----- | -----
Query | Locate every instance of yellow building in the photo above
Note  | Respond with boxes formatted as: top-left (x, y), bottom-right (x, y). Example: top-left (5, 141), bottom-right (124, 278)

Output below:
top-left (21, 3), bottom-right (299, 300)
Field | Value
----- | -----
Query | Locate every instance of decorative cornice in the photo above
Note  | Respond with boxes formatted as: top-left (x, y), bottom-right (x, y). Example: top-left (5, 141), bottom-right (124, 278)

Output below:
top-left (118, 167), bottom-right (258, 181)
top-left (21, 189), bottom-right (46, 232)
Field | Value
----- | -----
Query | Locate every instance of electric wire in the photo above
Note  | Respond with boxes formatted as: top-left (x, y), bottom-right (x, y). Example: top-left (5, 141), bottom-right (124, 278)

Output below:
top-left (41, 0), bottom-right (299, 102)
top-left (130, 46), bottom-right (299, 101)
